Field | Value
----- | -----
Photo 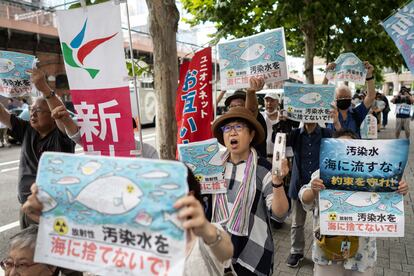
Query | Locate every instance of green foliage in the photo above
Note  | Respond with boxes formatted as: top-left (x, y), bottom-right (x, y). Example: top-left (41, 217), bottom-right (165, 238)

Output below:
top-left (126, 59), bottom-right (151, 78)
top-left (69, 0), bottom-right (109, 9)
top-left (182, 0), bottom-right (408, 80)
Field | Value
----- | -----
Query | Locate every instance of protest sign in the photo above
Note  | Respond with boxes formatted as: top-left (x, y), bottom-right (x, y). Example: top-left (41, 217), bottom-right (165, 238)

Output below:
top-left (382, 1), bottom-right (414, 74)
top-left (396, 103), bottom-right (412, 116)
top-left (326, 53), bottom-right (367, 84)
top-left (319, 189), bottom-right (404, 237)
top-left (0, 51), bottom-right (36, 97)
top-left (71, 87), bottom-right (135, 156)
top-left (56, 2), bottom-right (128, 90)
top-left (283, 82), bottom-right (335, 123)
top-left (218, 28), bottom-right (288, 90)
top-left (320, 139), bottom-right (409, 192)
top-left (360, 114), bottom-right (378, 139)
top-left (57, 2), bottom-right (135, 157)
top-left (272, 133), bottom-right (286, 175)
top-left (178, 138), bottom-right (226, 194)
top-left (35, 152), bottom-right (188, 276)
top-left (176, 47), bottom-right (213, 144)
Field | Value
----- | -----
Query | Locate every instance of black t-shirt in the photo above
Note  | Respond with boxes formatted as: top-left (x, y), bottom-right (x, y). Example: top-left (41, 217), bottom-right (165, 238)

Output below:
top-left (10, 115), bottom-right (75, 203)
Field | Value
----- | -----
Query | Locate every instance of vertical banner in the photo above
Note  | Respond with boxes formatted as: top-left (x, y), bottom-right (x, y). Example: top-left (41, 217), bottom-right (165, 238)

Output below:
top-left (360, 114), bottom-right (378, 139)
top-left (35, 152), bottom-right (188, 276)
top-left (325, 53), bottom-right (367, 84)
top-left (176, 47), bottom-right (213, 144)
top-left (283, 82), bottom-right (335, 123)
top-left (57, 2), bottom-right (134, 156)
top-left (0, 51), bottom-right (36, 97)
top-left (177, 138), bottom-right (226, 194)
top-left (318, 139), bottom-right (409, 237)
top-left (218, 28), bottom-right (288, 90)
top-left (382, 1), bottom-right (414, 74)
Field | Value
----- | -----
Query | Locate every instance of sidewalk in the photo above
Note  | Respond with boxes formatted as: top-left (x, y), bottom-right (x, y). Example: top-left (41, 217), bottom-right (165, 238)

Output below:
top-left (272, 116), bottom-right (414, 276)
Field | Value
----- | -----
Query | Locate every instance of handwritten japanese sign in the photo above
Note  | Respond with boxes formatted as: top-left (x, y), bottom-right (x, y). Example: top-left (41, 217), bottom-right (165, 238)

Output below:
top-left (0, 51), bottom-right (35, 97)
top-left (35, 152), bottom-right (188, 276)
top-left (283, 82), bottom-right (335, 123)
top-left (319, 189), bottom-right (404, 237)
top-left (326, 53), bottom-right (367, 84)
top-left (71, 87), bottom-right (135, 157)
top-left (320, 139), bottom-right (409, 192)
top-left (178, 138), bottom-right (226, 194)
top-left (218, 28), bottom-right (288, 90)
top-left (382, 1), bottom-right (414, 74)
top-left (176, 47), bottom-right (213, 144)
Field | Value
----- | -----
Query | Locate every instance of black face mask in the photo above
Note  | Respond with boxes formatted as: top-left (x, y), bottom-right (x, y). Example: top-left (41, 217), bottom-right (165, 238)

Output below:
top-left (336, 99), bottom-right (352, 110)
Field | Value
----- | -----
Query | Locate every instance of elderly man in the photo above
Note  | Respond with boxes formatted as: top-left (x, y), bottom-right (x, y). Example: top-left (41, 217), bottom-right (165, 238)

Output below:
top-left (260, 92), bottom-right (280, 158)
top-left (323, 61), bottom-right (376, 137)
top-left (0, 69), bottom-right (75, 229)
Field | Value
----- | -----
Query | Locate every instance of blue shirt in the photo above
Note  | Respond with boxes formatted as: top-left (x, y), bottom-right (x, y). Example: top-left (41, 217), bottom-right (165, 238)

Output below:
top-left (327, 103), bottom-right (369, 137)
top-left (288, 126), bottom-right (332, 199)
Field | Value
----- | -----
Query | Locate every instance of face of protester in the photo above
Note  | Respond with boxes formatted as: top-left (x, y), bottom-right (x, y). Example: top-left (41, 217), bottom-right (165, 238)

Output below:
top-left (222, 120), bottom-right (255, 156)
top-left (336, 86), bottom-right (352, 110)
top-left (29, 99), bottom-right (55, 134)
top-left (3, 247), bottom-right (54, 276)
top-left (228, 98), bottom-right (245, 109)
top-left (264, 98), bottom-right (279, 113)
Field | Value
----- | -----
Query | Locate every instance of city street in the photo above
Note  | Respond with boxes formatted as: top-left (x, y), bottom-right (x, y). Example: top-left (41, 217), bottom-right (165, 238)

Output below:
top-left (0, 127), bottom-right (157, 265)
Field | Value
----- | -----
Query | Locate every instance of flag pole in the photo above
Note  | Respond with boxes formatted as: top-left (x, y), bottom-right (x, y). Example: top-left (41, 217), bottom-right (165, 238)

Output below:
top-left (124, 0), bottom-right (143, 156)
top-left (214, 46), bottom-right (218, 119)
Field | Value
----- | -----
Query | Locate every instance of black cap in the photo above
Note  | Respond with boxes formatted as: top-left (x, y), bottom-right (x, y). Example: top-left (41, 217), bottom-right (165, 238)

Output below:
top-left (224, 90), bottom-right (246, 107)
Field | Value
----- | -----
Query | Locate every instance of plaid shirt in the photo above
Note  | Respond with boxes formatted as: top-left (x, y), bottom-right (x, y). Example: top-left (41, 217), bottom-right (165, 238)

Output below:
top-left (224, 156), bottom-right (286, 276)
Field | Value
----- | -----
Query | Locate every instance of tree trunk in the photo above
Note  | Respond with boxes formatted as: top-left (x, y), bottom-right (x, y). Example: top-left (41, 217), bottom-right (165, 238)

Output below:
top-left (303, 22), bottom-right (315, 84)
top-left (146, 0), bottom-right (179, 159)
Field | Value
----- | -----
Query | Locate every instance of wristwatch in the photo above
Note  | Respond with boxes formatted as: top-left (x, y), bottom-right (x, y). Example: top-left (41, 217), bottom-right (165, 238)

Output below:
top-left (205, 226), bottom-right (222, 247)
top-left (272, 182), bottom-right (284, 188)
top-left (45, 90), bottom-right (56, 99)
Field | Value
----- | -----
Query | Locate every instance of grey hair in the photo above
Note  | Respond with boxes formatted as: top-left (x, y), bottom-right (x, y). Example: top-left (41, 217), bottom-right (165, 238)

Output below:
top-left (32, 97), bottom-right (48, 106)
top-left (8, 225), bottom-right (38, 252)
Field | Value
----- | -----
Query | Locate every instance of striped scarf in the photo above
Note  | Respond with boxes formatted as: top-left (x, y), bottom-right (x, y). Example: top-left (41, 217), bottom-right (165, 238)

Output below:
top-left (212, 148), bottom-right (257, 236)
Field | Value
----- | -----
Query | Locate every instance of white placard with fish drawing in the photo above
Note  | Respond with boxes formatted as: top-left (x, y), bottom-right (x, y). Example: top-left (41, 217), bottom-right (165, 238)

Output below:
top-left (283, 82), bottom-right (336, 123)
top-left (319, 189), bottom-right (404, 237)
top-left (35, 152), bottom-right (188, 276)
top-left (218, 28), bottom-right (288, 90)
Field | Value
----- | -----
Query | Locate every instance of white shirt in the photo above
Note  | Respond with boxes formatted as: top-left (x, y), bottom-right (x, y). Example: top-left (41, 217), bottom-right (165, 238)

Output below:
top-left (261, 111), bottom-right (279, 156)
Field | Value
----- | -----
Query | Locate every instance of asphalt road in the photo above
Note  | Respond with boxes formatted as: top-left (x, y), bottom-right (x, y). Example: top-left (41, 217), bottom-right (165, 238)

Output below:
top-left (0, 127), bottom-right (157, 264)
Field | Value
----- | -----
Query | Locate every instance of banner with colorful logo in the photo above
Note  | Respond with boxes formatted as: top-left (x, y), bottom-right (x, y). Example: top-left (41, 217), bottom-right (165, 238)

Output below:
top-left (57, 2), bottom-right (134, 157)
top-left (176, 47), bottom-right (213, 144)
top-left (0, 51), bottom-right (36, 97)
top-left (326, 53), bottom-right (367, 84)
top-left (382, 1), bottom-right (414, 74)
top-left (178, 138), bottom-right (226, 194)
top-left (35, 152), bottom-right (188, 276)
top-left (218, 28), bottom-right (288, 90)
top-left (283, 82), bottom-right (335, 123)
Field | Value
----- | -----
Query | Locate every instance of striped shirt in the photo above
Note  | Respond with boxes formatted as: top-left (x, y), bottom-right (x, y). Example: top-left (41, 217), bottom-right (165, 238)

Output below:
top-left (224, 156), bottom-right (286, 276)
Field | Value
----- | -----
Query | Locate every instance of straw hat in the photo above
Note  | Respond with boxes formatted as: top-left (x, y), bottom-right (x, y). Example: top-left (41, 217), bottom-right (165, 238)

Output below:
top-left (211, 106), bottom-right (265, 146)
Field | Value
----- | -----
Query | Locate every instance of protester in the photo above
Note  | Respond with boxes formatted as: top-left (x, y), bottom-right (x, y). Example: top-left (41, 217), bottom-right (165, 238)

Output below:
top-left (391, 86), bottom-right (413, 139)
top-left (0, 82), bottom-right (75, 228)
top-left (379, 92), bottom-right (390, 129)
top-left (23, 167), bottom-right (234, 276)
top-left (323, 61), bottom-right (376, 137)
top-left (220, 77), bottom-right (268, 157)
top-left (371, 93), bottom-right (385, 132)
top-left (211, 106), bottom-right (289, 276)
top-left (286, 122), bottom-right (333, 267)
top-left (299, 129), bottom-right (409, 275)
top-left (261, 91), bottom-right (281, 159)
top-left (0, 225), bottom-right (59, 276)
top-left (0, 120), bottom-right (10, 148)
top-left (21, 99), bottom-right (29, 110)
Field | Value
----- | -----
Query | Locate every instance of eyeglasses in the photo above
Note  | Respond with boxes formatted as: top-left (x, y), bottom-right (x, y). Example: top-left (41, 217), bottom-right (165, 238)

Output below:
top-left (30, 108), bottom-right (51, 115)
top-left (221, 123), bottom-right (247, 133)
top-left (0, 258), bottom-right (40, 272)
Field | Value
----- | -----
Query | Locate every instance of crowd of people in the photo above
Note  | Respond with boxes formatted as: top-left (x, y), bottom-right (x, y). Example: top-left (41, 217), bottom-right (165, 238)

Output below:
top-left (0, 59), bottom-right (412, 276)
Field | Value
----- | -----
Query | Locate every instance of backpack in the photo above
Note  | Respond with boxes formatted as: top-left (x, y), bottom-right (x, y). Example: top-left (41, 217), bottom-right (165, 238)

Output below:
top-left (314, 228), bottom-right (359, 261)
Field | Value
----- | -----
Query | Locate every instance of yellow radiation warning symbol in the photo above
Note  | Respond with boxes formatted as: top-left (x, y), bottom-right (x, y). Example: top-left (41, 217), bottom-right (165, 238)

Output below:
top-left (287, 107), bottom-right (293, 113)
top-left (328, 213), bottom-right (337, 221)
top-left (53, 218), bottom-right (69, 235)
top-left (226, 70), bottom-right (235, 78)
top-left (195, 175), bottom-right (203, 183)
